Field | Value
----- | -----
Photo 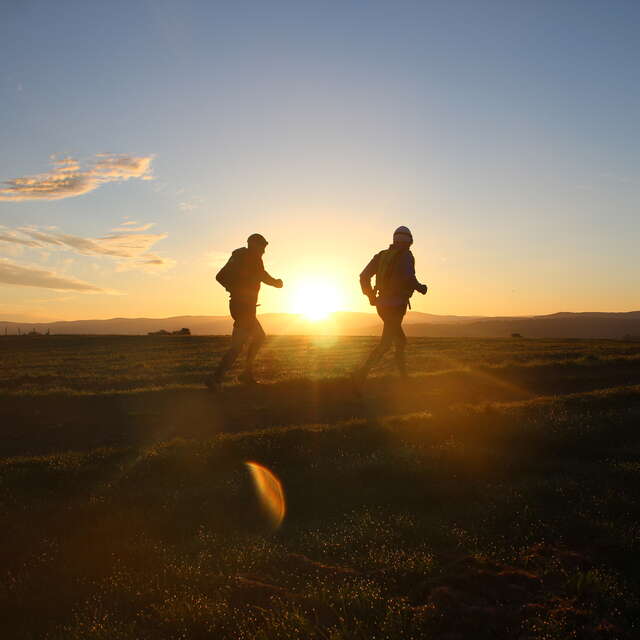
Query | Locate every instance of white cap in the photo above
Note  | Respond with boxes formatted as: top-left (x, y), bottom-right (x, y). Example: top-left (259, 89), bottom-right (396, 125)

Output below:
top-left (393, 226), bottom-right (413, 244)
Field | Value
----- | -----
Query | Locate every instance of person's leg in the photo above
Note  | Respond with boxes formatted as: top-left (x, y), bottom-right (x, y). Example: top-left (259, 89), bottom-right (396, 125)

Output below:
top-left (212, 302), bottom-right (250, 382)
top-left (394, 323), bottom-right (407, 378)
top-left (213, 328), bottom-right (245, 381)
top-left (392, 307), bottom-right (408, 378)
top-left (356, 306), bottom-right (394, 379)
top-left (243, 319), bottom-right (266, 379)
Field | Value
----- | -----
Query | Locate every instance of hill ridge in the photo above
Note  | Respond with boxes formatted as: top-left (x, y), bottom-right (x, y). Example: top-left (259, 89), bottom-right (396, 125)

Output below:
top-left (2, 310), bottom-right (640, 338)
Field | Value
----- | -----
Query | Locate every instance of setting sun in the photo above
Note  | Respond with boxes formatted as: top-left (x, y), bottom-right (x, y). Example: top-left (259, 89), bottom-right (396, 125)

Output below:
top-left (289, 278), bottom-right (344, 321)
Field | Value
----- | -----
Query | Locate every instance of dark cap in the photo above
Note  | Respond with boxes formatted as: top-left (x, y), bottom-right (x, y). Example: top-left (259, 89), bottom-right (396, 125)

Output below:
top-left (247, 233), bottom-right (268, 246)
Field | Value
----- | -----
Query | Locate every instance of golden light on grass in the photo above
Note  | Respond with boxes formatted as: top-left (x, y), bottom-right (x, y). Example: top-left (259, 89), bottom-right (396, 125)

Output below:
top-left (289, 277), bottom-right (344, 321)
top-left (245, 461), bottom-right (286, 528)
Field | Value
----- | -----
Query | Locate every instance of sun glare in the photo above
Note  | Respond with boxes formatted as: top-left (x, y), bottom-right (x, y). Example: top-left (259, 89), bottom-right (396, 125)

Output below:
top-left (290, 278), bottom-right (343, 321)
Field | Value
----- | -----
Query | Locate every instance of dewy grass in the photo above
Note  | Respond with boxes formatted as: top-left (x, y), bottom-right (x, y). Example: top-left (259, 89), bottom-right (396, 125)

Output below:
top-left (1, 336), bottom-right (640, 638)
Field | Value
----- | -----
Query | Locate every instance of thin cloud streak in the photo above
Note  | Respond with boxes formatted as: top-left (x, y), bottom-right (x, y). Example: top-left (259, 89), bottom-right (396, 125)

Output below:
top-left (112, 223), bottom-right (155, 232)
top-left (0, 232), bottom-right (42, 247)
top-left (116, 254), bottom-right (176, 273)
top-left (5, 225), bottom-right (175, 274)
top-left (19, 227), bottom-right (168, 259)
top-left (0, 153), bottom-right (153, 201)
top-left (179, 197), bottom-right (203, 212)
top-left (0, 259), bottom-right (105, 292)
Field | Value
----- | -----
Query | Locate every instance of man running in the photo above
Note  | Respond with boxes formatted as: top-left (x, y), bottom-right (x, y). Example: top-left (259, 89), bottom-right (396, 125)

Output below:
top-left (354, 226), bottom-right (428, 383)
top-left (207, 233), bottom-right (283, 389)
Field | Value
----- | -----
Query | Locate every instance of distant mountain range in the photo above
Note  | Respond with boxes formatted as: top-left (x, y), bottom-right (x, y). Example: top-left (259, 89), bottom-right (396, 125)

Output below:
top-left (2, 311), bottom-right (640, 339)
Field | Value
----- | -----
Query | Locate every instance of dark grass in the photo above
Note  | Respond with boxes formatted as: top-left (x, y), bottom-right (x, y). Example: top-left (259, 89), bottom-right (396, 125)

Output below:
top-left (2, 334), bottom-right (639, 393)
top-left (1, 336), bottom-right (640, 638)
top-left (3, 336), bottom-right (640, 459)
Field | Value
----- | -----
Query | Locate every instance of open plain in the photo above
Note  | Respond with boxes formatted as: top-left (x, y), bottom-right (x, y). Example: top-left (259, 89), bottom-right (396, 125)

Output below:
top-left (2, 335), bottom-right (640, 638)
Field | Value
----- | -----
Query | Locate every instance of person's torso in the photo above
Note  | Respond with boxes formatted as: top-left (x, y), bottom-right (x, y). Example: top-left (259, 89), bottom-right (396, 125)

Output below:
top-left (228, 248), bottom-right (264, 302)
top-left (375, 247), bottom-right (414, 306)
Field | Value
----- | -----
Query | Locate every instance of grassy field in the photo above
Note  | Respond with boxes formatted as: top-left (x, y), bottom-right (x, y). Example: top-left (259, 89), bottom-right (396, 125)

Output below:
top-left (1, 335), bottom-right (640, 638)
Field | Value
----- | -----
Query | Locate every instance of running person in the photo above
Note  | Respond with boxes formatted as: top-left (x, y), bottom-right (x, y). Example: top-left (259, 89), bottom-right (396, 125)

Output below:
top-left (207, 233), bottom-right (283, 388)
top-left (354, 226), bottom-right (427, 383)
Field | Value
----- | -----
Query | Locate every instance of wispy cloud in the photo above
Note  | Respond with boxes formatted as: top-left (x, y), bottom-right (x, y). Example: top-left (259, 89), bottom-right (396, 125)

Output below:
top-left (0, 259), bottom-right (105, 292)
top-left (1, 225), bottom-right (175, 274)
top-left (179, 197), bottom-right (203, 212)
top-left (19, 227), bottom-right (168, 259)
top-left (116, 254), bottom-right (177, 273)
top-left (111, 222), bottom-right (155, 232)
top-left (0, 153), bottom-right (153, 201)
top-left (0, 232), bottom-right (41, 247)
top-left (93, 153), bottom-right (153, 180)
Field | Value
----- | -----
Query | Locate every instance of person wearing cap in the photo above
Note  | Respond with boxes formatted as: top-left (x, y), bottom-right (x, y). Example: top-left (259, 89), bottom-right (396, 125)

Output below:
top-left (354, 226), bottom-right (428, 383)
top-left (207, 233), bottom-right (283, 388)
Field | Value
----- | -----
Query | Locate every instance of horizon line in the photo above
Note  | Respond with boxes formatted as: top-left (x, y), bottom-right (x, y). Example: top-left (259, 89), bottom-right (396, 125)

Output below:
top-left (2, 309), bottom-right (640, 325)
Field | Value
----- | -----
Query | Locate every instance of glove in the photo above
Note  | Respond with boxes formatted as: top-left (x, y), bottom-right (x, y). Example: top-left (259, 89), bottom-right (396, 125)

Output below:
top-left (417, 283), bottom-right (428, 295)
top-left (274, 279), bottom-right (284, 289)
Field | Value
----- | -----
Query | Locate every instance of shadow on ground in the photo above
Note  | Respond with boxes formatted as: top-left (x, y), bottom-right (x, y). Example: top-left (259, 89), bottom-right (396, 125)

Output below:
top-left (3, 358), bottom-right (640, 457)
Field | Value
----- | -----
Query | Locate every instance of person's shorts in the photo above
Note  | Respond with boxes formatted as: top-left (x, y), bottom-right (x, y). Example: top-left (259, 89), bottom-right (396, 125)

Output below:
top-left (376, 303), bottom-right (407, 323)
top-left (229, 300), bottom-right (258, 329)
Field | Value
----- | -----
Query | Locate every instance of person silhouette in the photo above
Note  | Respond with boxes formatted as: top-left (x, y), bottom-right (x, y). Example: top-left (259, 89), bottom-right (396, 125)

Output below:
top-left (353, 226), bottom-right (427, 384)
top-left (207, 233), bottom-right (283, 389)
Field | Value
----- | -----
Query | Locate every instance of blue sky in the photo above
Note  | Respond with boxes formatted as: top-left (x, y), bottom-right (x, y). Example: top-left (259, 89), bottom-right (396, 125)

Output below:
top-left (1, 0), bottom-right (638, 321)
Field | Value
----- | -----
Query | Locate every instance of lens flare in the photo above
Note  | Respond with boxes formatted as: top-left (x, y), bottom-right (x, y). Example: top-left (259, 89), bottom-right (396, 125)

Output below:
top-left (245, 461), bottom-right (286, 528)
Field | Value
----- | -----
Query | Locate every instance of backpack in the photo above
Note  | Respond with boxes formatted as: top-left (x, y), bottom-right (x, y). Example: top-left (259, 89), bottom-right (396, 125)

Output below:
top-left (374, 247), bottom-right (404, 295)
top-left (216, 248), bottom-right (246, 292)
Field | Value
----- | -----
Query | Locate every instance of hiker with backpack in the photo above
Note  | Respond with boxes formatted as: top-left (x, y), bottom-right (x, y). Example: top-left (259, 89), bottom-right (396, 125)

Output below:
top-left (353, 226), bottom-right (428, 384)
top-left (207, 233), bottom-right (283, 389)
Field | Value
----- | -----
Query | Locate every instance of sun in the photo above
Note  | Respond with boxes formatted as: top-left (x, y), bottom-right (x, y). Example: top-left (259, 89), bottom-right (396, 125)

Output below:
top-left (290, 278), bottom-right (342, 321)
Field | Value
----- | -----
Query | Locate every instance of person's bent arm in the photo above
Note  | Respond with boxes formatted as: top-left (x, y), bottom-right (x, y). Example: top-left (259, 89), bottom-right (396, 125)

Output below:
top-left (262, 270), bottom-right (283, 288)
top-left (359, 254), bottom-right (378, 304)
top-left (404, 253), bottom-right (428, 295)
